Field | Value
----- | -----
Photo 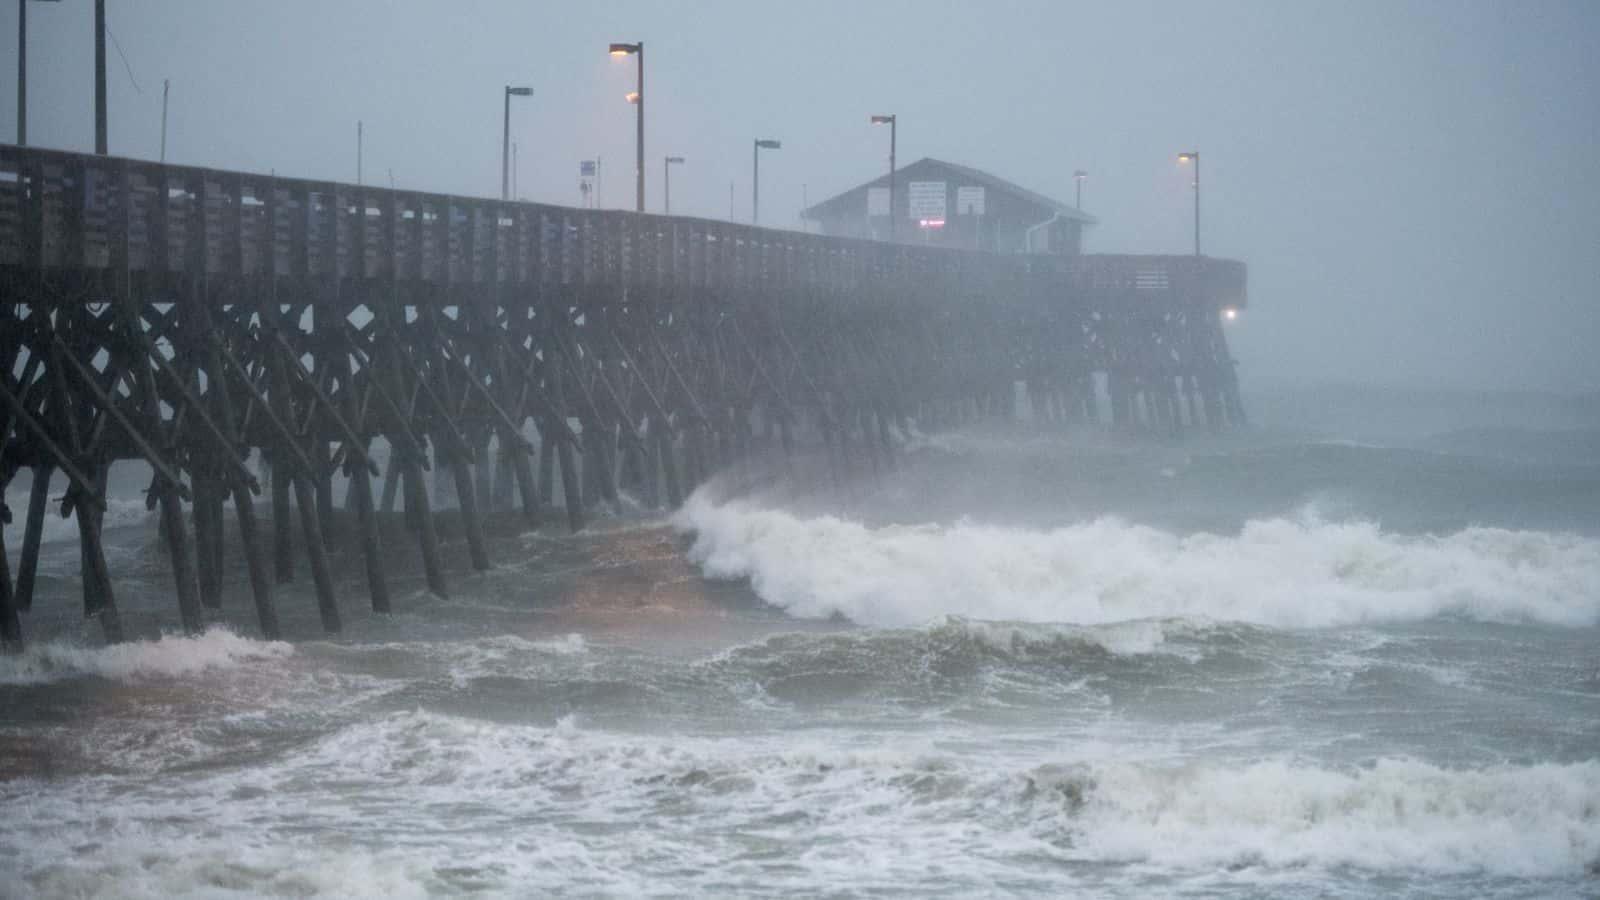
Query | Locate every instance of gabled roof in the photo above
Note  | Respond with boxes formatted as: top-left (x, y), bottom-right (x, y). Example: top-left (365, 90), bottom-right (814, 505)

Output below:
top-left (802, 157), bottom-right (1098, 225)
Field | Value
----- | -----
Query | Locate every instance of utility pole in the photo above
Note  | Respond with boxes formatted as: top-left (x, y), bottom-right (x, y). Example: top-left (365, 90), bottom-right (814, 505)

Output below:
top-left (356, 121), bottom-right (363, 186)
top-left (160, 79), bottom-right (169, 163)
top-left (94, 0), bottom-right (107, 154)
top-left (17, 0), bottom-right (26, 145)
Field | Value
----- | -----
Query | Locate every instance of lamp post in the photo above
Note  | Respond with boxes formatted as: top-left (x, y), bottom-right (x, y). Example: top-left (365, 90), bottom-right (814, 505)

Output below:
top-left (1178, 152), bottom-right (1200, 256)
top-left (1074, 169), bottom-right (1087, 209)
top-left (663, 155), bottom-right (684, 214)
top-left (609, 42), bottom-right (644, 212)
top-left (870, 114), bottom-right (896, 240)
top-left (502, 85), bottom-right (532, 201)
top-left (752, 139), bottom-right (780, 224)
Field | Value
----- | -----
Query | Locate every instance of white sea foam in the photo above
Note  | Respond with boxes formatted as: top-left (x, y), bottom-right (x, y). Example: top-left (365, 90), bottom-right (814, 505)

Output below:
top-left (675, 492), bottom-right (1600, 628)
top-left (1066, 757), bottom-right (1600, 876)
top-left (941, 616), bottom-right (1193, 657)
top-left (19, 840), bottom-right (441, 900)
top-left (533, 632), bottom-right (589, 655)
top-left (0, 627), bottom-right (292, 685)
top-left (7, 710), bottom-right (1595, 896)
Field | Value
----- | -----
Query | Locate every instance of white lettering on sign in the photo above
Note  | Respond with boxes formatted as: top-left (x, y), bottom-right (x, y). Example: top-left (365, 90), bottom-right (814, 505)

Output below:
top-left (908, 181), bottom-right (946, 220)
top-left (956, 186), bottom-right (985, 216)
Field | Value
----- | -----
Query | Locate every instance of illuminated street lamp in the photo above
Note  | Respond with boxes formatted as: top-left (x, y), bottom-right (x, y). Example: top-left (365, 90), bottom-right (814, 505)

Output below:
top-left (609, 41), bottom-right (645, 212)
top-left (502, 85), bottom-right (532, 201)
top-left (1178, 151), bottom-right (1200, 256)
top-left (871, 114), bottom-right (896, 240)
top-left (1073, 169), bottom-right (1088, 209)
top-left (752, 139), bottom-right (781, 224)
top-left (664, 155), bottom-right (684, 214)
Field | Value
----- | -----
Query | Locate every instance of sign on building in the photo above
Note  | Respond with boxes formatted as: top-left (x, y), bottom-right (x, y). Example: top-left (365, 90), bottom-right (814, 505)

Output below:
top-left (867, 187), bottom-right (891, 217)
top-left (908, 181), bottom-right (947, 220)
top-left (956, 186), bottom-right (986, 216)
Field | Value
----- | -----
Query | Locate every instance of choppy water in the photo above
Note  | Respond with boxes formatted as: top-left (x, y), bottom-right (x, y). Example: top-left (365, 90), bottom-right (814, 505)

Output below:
top-left (3, 385), bottom-right (1598, 898)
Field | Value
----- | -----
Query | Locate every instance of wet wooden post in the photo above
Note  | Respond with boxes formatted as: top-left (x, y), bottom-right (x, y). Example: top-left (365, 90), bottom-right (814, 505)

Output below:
top-left (340, 183), bottom-right (392, 612)
top-left (658, 417), bottom-right (683, 508)
top-left (0, 515), bottom-right (19, 650)
top-left (270, 183), bottom-right (307, 586)
top-left (538, 428), bottom-right (556, 514)
top-left (185, 172), bottom-right (225, 611)
top-left (379, 457), bottom-right (402, 512)
top-left (37, 158), bottom-right (121, 643)
top-left (207, 331), bottom-right (282, 640)
top-left (277, 184), bottom-right (340, 634)
top-left (393, 194), bottom-right (450, 597)
top-left (270, 448), bottom-right (294, 582)
top-left (338, 381), bottom-right (390, 612)
top-left (43, 343), bottom-right (123, 643)
top-left (433, 199), bottom-right (491, 570)
top-left (312, 186), bottom-right (341, 546)
top-left (192, 174), bottom-right (281, 638)
top-left (493, 203), bottom-right (542, 525)
top-left (105, 160), bottom-right (204, 635)
top-left (547, 319), bottom-right (585, 533)
top-left (13, 464), bottom-right (52, 611)
top-left (642, 413), bottom-right (662, 508)
top-left (0, 355), bottom-right (20, 648)
top-left (442, 392), bottom-right (493, 571)
top-left (465, 206), bottom-right (493, 515)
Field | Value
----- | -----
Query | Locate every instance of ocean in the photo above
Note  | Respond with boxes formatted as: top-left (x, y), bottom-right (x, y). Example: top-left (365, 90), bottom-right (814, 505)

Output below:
top-left (2, 384), bottom-right (1598, 898)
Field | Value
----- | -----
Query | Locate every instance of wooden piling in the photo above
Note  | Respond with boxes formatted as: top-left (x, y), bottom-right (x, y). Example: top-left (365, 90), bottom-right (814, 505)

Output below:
top-left (0, 517), bottom-right (21, 650)
top-left (14, 464), bottom-right (52, 611)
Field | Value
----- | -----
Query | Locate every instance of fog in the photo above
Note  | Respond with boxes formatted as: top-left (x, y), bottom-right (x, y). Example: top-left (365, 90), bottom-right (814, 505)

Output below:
top-left (5, 0), bottom-right (1596, 393)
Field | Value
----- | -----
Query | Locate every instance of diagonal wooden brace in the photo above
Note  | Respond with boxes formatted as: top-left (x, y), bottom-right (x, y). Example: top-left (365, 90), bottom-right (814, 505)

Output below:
top-left (51, 337), bottom-right (192, 502)
top-left (268, 331), bottom-right (380, 476)
top-left (148, 350), bottom-right (261, 492)
top-left (0, 378), bottom-right (105, 512)
top-left (209, 334), bottom-right (319, 481)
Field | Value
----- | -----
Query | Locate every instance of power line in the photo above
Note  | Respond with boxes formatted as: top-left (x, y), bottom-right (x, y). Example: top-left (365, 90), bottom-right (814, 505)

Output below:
top-left (106, 26), bottom-right (142, 93)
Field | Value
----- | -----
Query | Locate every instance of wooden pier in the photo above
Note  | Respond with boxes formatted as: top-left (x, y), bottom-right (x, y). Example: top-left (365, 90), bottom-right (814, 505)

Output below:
top-left (0, 144), bottom-right (1247, 648)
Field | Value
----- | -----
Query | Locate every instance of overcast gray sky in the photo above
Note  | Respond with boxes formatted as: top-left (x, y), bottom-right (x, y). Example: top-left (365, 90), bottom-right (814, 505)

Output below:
top-left (6, 1), bottom-right (1597, 393)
